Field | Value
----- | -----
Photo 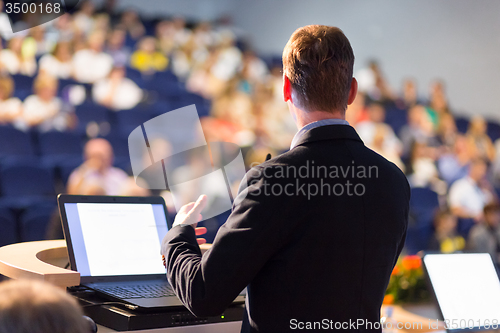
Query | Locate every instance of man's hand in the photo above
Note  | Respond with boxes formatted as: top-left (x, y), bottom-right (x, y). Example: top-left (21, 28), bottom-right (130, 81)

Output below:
top-left (173, 195), bottom-right (208, 245)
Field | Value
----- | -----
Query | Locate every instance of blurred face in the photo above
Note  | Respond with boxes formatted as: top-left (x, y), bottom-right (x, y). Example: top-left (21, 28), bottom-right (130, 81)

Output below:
top-left (109, 67), bottom-right (125, 80)
top-left (55, 43), bottom-right (71, 61)
top-left (469, 160), bottom-right (487, 181)
top-left (368, 104), bottom-right (385, 123)
top-left (37, 86), bottom-right (56, 102)
top-left (485, 210), bottom-right (500, 228)
top-left (85, 141), bottom-right (113, 172)
top-left (471, 117), bottom-right (487, 134)
top-left (109, 30), bottom-right (125, 48)
top-left (88, 34), bottom-right (105, 52)
top-left (438, 215), bottom-right (457, 235)
top-left (140, 38), bottom-right (156, 53)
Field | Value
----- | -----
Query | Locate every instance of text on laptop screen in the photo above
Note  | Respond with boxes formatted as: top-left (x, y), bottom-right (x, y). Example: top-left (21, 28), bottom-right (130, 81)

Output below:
top-left (64, 203), bottom-right (168, 277)
top-left (424, 253), bottom-right (500, 329)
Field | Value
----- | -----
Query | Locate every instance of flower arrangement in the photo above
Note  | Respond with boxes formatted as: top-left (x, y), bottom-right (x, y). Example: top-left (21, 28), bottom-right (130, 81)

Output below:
top-left (383, 255), bottom-right (430, 304)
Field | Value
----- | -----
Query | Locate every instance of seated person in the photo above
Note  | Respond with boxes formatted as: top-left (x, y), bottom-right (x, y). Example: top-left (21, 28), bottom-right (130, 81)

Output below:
top-left (449, 157), bottom-right (495, 223)
top-left (72, 31), bottom-right (113, 83)
top-left (468, 203), bottom-right (500, 264)
top-left (67, 138), bottom-right (128, 196)
top-left (0, 36), bottom-right (37, 76)
top-left (466, 116), bottom-right (496, 162)
top-left (428, 208), bottom-right (465, 253)
top-left (21, 74), bottom-right (69, 131)
top-left (0, 279), bottom-right (91, 333)
top-left (39, 41), bottom-right (74, 79)
top-left (355, 102), bottom-right (402, 155)
top-left (92, 66), bottom-right (143, 110)
top-left (0, 74), bottom-right (22, 124)
top-left (130, 36), bottom-right (168, 74)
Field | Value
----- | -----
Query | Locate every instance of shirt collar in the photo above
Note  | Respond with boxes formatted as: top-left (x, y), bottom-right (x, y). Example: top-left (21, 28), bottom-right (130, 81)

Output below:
top-left (290, 119), bottom-right (350, 150)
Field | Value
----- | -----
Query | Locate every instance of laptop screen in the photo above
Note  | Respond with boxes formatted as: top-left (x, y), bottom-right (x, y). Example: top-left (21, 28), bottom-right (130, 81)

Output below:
top-left (423, 253), bottom-right (500, 331)
top-left (64, 202), bottom-right (168, 277)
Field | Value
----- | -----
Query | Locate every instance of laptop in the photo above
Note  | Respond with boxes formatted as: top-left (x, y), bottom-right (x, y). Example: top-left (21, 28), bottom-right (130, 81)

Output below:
top-left (58, 194), bottom-right (245, 310)
top-left (422, 253), bottom-right (500, 332)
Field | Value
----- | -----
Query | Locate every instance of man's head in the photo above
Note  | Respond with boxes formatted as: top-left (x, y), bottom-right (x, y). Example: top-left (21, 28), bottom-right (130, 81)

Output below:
top-left (84, 138), bottom-right (114, 173)
top-left (0, 280), bottom-right (89, 333)
top-left (282, 25), bottom-right (356, 117)
top-left (484, 203), bottom-right (500, 229)
top-left (468, 157), bottom-right (488, 182)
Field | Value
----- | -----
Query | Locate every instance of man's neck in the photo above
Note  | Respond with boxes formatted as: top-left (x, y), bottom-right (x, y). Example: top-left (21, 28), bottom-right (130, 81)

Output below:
top-left (295, 109), bottom-right (345, 129)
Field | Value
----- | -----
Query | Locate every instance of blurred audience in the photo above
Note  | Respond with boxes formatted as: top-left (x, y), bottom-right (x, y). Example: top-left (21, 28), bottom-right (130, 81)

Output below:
top-left (0, 6), bottom-right (499, 256)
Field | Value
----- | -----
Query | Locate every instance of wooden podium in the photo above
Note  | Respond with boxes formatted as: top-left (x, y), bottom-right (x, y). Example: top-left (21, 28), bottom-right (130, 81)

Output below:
top-left (0, 240), bottom-right (79, 288)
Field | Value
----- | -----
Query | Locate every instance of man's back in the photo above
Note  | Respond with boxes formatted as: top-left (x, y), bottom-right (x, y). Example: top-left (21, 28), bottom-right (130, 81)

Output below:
top-left (240, 125), bottom-right (409, 331)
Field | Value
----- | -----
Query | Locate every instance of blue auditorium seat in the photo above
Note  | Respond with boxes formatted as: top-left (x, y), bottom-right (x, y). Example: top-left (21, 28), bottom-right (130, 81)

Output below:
top-left (125, 67), bottom-right (148, 89)
top-left (38, 131), bottom-right (84, 157)
top-left (20, 202), bottom-right (57, 242)
top-left (0, 163), bottom-right (55, 197)
top-left (113, 109), bottom-right (152, 136)
top-left (487, 120), bottom-right (500, 142)
top-left (384, 105), bottom-right (408, 135)
top-left (0, 208), bottom-right (17, 247)
top-left (38, 131), bottom-right (84, 181)
top-left (0, 126), bottom-right (36, 163)
top-left (455, 116), bottom-right (470, 134)
top-left (11, 74), bottom-right (34, 90)
top-left (405, 187), bottom-right (440, 254)
top-left (75, 102), bottom-right (110, 131)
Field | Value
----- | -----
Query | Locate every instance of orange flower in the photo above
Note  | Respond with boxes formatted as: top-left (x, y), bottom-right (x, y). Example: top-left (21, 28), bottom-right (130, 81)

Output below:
top-left (383, 294), bottom-right (394, 305)
top-left (401, 255), bottom-right (421, 270)
top-left (391, 265), bottom-right (400, 276)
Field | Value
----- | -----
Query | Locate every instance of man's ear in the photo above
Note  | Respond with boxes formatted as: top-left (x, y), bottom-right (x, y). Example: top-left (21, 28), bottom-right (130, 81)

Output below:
top-left (347, 77), bottom-right (358, 105)
top-left (283, 75), bottom-right (292, 103)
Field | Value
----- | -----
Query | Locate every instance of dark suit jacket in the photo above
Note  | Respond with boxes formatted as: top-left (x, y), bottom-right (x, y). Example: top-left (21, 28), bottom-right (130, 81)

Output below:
top-left (162, 124), bottom-right (410, 332)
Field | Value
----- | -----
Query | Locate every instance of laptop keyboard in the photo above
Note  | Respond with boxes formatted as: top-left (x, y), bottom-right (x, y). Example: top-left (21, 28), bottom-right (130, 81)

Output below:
top-left (94, 284), bottom-right (176, 299)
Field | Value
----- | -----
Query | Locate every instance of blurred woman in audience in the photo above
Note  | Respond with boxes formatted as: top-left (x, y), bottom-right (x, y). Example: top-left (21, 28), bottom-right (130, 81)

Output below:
top-left (104, 28), bottom-right (130, 67)
top-left (130, 36), bottom-right (168, 74)
top-left (120, 9), bottom-right (146, 44)
top-left (429, 79), bottom-right (450, 114)
top-left (438, 135), bottom-right (471, 186)
top-left (72, 30), bottom-right (113, 83)
top-left (466, 115), bottom-right (496, 162)
top-left (72, 0), bottom-right (96, 36)
top-left (21, 74), bottom-right (71, 131)
top-left (428, 208), bottom-right (465, 253)
top-left (0, 74), bottom-right (22, 124)
top-left (0, 280), bottom-right (89, 333)
top-left (437, 112), bottom-right (458, 151)
top-left (39, 41), bottom-right (74, 79)
top-left (0, 36), bottom-right (37, 76)
top-left (397, 78), bottom-right (419, 109)
top-left (92, 66), bottom-right (143, 110)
